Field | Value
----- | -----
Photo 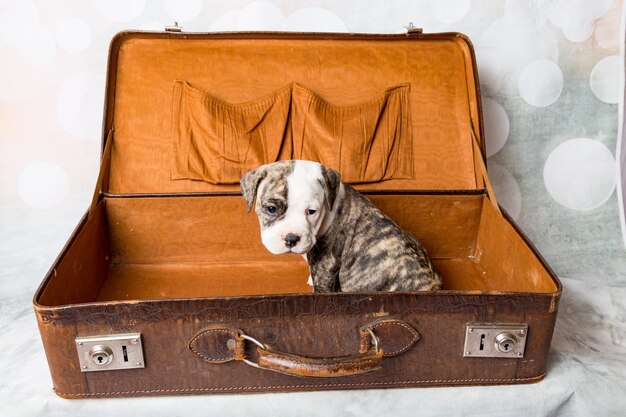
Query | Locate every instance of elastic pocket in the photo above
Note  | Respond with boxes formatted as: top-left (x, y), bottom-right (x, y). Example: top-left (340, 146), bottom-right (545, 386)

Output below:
top-left (171, 81), bottom-right (292, 184)
top-left (291, 83), bottom-right (413, 183)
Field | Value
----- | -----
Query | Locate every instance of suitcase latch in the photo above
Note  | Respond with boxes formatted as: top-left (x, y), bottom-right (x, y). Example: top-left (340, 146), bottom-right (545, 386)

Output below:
top-left (76, 333), bottom-right (145, 372)
top-left (404, 22), bottom-right (423, 35)
top-left (165, 22), bottom-right (183, 32)
top-left (463, 323), bottom-right (528, 358)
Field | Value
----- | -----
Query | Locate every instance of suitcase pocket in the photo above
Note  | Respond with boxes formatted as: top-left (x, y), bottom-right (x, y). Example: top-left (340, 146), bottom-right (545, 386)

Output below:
top-left (171, 81), bottom-right (292, 184)
top-left (291, 83), bottom-right (414, 183)
top-left (172, 81), bottom-right (413, 185)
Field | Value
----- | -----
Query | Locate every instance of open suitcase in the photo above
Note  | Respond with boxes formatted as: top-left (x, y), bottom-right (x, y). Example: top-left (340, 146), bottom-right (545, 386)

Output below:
top-left (33, 29), bottom-right (562, 398)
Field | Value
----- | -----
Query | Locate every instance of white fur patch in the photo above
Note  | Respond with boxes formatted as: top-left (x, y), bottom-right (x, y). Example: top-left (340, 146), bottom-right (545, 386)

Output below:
top-left (260, 161), bottom-right (327, 254)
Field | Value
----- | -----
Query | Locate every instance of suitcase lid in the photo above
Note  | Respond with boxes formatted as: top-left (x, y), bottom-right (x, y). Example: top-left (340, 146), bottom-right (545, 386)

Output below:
top-left (99, 31), bottom-right (487, 196)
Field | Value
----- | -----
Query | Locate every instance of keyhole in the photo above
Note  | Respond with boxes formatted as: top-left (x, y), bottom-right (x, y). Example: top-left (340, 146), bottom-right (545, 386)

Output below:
top-left (495, 333), bottom-right (516, 353)
top-left (479, 334), bottom-right (486, 351)
top-left (88, 345), bottom-right (113, 366)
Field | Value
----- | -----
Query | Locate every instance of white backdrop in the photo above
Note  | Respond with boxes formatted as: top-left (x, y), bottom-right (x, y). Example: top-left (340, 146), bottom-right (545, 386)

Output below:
top-left (1, 1), bottom-right (625, 416)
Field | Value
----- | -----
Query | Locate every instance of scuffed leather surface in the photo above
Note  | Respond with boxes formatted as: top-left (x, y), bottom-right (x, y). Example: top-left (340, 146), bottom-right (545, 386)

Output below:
top-left (257, 346), bottom-right (383, 377)
top-left (187, 319), bottom-right (416, 376)
top-left (35, 290), bottom-right (559, 397)
top-left (188, 325), bottom-right (244, 363)
top-left (360, 318), bottom-right (420, 357)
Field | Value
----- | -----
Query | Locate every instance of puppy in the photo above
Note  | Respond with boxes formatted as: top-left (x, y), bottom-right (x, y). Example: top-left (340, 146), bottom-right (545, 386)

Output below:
top-left (240, 160), bottom-right (442, 292)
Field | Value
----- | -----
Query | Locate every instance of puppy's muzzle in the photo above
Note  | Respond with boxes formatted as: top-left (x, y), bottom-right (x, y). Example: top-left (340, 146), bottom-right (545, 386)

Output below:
top-left (284, 233), bottom-right (301, 249)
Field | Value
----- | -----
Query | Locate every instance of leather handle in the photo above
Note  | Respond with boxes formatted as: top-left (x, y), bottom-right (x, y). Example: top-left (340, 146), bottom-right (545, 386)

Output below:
top-left (188, 319), bottom-right (419, 378)
top-left (256, 345), bottom-right (382, 378)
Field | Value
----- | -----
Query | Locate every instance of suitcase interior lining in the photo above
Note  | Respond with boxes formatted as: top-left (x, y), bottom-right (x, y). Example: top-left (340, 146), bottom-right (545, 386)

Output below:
top-left (36, 34), bottom-right (558, 308)
top-left (37, 193), bottom-right (557, 307)
top-left (170, 80), bottom-right (414, 185)
top-left (107, 36), bottom-right (481, 195)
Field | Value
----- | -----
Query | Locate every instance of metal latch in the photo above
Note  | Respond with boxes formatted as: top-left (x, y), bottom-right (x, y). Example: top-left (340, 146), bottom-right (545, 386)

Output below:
top-left (463, 323), bottom-right (528, 358)
top-left (404, 22), bottom-right (423, 34)
top-left (165, 22), bottom-right (183, 32)
top-left (76, 333), bottom-right (145, 372)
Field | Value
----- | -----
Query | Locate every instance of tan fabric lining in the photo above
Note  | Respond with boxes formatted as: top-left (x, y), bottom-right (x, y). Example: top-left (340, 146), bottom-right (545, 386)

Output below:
top-left (36, 194), bottom-right (557, 306)
top-left (291, 83), bottom-right (413, 183)
top-left (108, 36), bottom-right (479, 193)
top-left (171, 81), bottom-right (292, 184)
top-left (104, 195), bottom-right (481, 264)
top-left (171, 81), bottom-right (412, 185)
top-left (475, 199), bottom-right (557, 293)
top-left (37, 202), bottom-right (109, 307)
top-left (35, 34), bottom-right (558, 306)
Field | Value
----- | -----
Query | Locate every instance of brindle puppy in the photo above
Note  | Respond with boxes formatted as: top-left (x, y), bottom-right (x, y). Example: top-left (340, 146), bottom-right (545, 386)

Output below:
top-left (241, 160), bottom-right (442, 292)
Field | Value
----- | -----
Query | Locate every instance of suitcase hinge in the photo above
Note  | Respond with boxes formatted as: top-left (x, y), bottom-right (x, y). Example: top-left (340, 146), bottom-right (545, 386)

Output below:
top-left (404, 22), bottom-right (423, 35)
top-left (165, 22), bottom-right (183, 32)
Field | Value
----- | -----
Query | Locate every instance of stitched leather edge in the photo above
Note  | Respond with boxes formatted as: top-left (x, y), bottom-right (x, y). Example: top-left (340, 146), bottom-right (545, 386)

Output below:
top-left (188, 327), bottom-right (242, 363)
top-left (260, 355), bottom-right (381, 368)
top-left (361, 319), bottom-right (420, 357)
top-left (53, 374), bottom-right (545, 397)
top-left (371, 320), bottom-right (420, 357)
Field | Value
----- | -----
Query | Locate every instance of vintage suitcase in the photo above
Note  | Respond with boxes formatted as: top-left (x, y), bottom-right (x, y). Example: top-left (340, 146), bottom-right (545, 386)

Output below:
top-left (33, 30), bottom-right (562, 398)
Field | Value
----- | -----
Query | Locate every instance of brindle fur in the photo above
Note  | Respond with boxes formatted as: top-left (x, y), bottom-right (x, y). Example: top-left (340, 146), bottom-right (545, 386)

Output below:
top-left (241, 161), bottom-right (295, 228)
top-left (241, 161), bottom-right (442, 292)
top-left (308, 182), bottom-right (442, 292)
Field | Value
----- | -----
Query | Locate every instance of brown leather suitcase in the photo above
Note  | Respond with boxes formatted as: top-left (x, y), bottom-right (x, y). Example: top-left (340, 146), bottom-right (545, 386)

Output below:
top-left (33, 30), bottom-right (562, 398)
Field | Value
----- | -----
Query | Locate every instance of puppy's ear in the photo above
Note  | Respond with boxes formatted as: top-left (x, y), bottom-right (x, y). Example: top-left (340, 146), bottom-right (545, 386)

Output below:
top-left (240, 167), bottom-right (267, 212)
top-left (319, 165), bottom-right (341, 210)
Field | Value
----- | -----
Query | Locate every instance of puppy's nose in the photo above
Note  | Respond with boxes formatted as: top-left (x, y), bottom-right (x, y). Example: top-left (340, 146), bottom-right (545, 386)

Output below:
top-left (284, 233), bottom-right (301, 248)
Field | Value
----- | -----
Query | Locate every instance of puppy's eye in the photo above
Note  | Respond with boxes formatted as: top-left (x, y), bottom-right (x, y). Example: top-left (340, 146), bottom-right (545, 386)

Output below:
top-left (265, 206), bottom-right (278, 215)
top-left (307, 209), bottom-right (317, 216)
